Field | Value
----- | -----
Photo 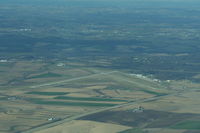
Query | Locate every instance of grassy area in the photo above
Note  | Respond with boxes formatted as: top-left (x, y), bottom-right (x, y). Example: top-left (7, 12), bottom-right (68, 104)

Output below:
top-left (0, 63), bottom-right (12, 67)
top-left (54, 96), bottom-right (127, 102)
top-left (171, 121), bottom-right (200, 129)
top-left (105, 85), bottom-right (131, 90)
top-left (0, 97), bottom-right (7, 100)
top-left (29, 98), bottom-right (118, 107)
top-left (119, 128), bottom-right (146, 133)
top-left (28, 72), bottom-right (62, 79)
top-left (141, 89), bottom-right (167, 96)
top-left (26, 91), bottom-right (69, 96)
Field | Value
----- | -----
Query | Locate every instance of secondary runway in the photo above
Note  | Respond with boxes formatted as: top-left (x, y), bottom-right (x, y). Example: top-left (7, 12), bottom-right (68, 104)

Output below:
top-left (30, 71), bottom-right (117, 88)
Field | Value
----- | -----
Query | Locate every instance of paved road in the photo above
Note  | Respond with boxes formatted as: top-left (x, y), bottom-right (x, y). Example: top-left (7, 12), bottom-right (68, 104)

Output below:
top-left (30, 71), bottom-right (117, 88)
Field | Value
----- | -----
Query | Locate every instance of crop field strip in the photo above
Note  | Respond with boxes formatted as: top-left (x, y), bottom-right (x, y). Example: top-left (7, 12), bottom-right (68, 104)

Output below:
top-left (28, 99), bottom-right (118, 107)
top-left (26, 91), bottom-right (69, 96)
top-left (54, 96), bottom-right (128, 102)
top-left (171, 121), bottom-right (200, 130)
top-left (28, 73), bottom-right (63, 79)
top-left (25, 93), bottom-right (124, 107)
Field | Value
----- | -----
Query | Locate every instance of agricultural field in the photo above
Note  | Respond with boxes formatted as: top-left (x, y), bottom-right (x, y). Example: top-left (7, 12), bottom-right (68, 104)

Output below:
top-left (34, 120), bottom-right (131, 133)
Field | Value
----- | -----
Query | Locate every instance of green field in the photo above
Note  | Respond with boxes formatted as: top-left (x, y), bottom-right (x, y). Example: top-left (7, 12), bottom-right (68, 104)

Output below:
top-left (26, 91), bottom-right (69, 96)
top-left (141, 89), bottom-right (167, 96)
top-left (171, 121), bottom-right (200, 129)
top-left (54, 96), bottom-right (127, 102)
top-left (28, 72), bottom-right (62, 79)
top-left (28, 98), bottom-right (118, 107)
top-left (119, 128), bottom-right (146, 133)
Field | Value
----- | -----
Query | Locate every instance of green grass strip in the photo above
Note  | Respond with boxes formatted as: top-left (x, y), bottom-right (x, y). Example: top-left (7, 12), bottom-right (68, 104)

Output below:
top-left (171, 121), bottom-right (200, 129)
top-left (141, 89), bottom-right (167, 96)
top-left (54, 96), bottom-right (127, 102)
top-left (119, 128), bottom-right (146, 133)
top-left (29, 72), bottom-right (62, 79)
top-left (26, 91), bottom-right (69, 96)
top-left (29, 98), bottom-right (117, 107)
